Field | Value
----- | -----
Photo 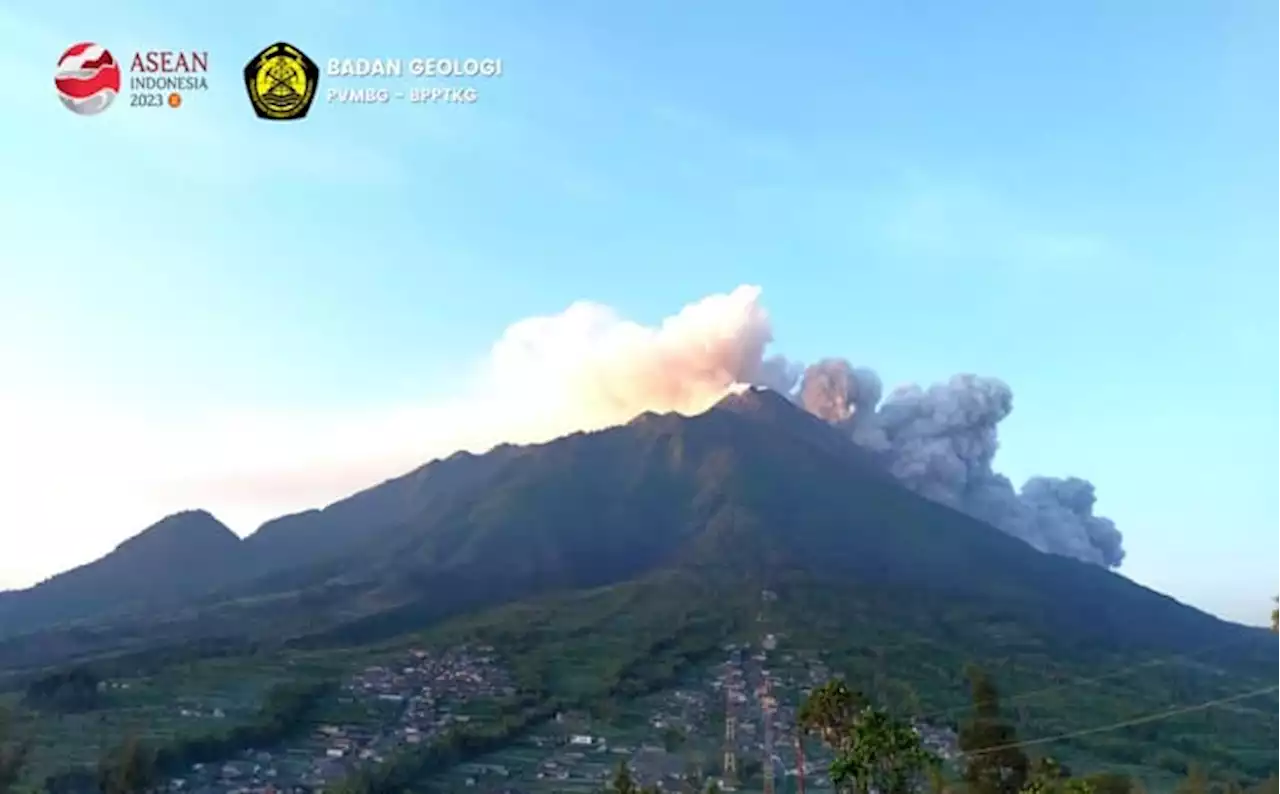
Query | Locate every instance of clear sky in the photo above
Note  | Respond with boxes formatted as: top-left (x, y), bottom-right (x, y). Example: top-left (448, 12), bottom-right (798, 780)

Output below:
top-left (1, 1), bottom-right (1275, 624)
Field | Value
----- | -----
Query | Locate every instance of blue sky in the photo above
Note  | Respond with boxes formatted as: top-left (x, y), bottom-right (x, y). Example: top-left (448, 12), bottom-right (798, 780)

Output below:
top-left (0, 1), bottom-right (1275, 624)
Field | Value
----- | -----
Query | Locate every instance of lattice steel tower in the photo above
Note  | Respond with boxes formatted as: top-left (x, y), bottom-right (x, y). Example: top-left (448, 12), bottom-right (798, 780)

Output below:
top-left (796, 733), bottom-right (807, 794)
top-left (723, 687), bottom-right (738, 787)
top-left (761, 677), bottom-right (777, 794)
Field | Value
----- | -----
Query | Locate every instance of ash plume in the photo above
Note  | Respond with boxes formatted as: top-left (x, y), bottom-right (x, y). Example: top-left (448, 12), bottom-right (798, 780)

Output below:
top-left (495, 286), bottom-right (1125, 568)
top-left (787, 363), bottom-right (1125, 568)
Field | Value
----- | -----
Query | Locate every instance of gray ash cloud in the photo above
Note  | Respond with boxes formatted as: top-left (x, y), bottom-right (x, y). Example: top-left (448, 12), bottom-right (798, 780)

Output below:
top-left (760, 358), bottom-right (1124, 568)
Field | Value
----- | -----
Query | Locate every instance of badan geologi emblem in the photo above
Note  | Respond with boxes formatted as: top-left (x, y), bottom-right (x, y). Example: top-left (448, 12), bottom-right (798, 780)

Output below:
top-left (243, 42), bottom-right (319, 121)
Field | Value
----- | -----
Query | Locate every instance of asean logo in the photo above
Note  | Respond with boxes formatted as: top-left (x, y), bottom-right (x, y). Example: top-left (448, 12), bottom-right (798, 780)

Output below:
top-left (55, 42), bottom-right (121, 115)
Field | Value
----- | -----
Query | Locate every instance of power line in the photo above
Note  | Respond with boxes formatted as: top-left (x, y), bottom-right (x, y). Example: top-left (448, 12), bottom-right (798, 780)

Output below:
top-left (914, 660), bottom-right (1167, 723)
top-left (778, 588), bottom-right (1277, 761)
top-left (967, 684), bottom-right (1279, 757)
top-left (913, 631), bottom-right (1268, 724)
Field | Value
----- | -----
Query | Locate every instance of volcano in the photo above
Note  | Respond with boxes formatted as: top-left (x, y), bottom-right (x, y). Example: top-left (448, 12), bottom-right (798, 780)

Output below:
top-left (0, 386), bottom-right (1268, 663)
top-left (1, 386), bottom-right (1274, 779)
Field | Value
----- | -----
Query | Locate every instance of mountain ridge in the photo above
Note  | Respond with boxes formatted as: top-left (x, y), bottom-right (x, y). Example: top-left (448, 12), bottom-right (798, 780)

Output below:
top-left (0, 388), bottom-right (1269, 672)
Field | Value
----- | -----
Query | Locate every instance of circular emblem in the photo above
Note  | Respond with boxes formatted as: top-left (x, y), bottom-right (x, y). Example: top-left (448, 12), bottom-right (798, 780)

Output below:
top-left (55, 42), bottom-right (121, 116)
top-left (243, 42), bottom-right (319, 121)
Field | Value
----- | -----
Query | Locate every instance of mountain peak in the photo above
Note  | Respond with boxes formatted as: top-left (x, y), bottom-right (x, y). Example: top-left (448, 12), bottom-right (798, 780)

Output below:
top-left (709, 383), bottom-right (889, 476)
top-left (0, 510), bottom-right (245, 635)
top-left (711, 383), bottom-right (830, 432)
top-left (115, 509), bottom-right (238, 554)
top-left (711, 384), bottom-right (792, 415)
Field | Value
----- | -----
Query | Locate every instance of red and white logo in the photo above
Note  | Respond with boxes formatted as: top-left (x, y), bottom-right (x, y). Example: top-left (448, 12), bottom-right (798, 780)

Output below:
top-left (55, 42), bottom-right (121, 115)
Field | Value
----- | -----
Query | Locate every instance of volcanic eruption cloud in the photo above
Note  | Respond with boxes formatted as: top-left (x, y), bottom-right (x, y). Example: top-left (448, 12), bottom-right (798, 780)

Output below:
top-left (535, 284), bottom-right (1125, 569)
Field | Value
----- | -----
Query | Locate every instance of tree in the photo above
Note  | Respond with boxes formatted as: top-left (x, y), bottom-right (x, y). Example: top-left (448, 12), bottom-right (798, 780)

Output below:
top-left (1085, 772), bottom-right (1135, 794)
top-left (23, 668), bottom-right (102, 714)
top-left (927, 764), bottom-right (952, 794)
top-left (1251, 776), bottom-right (1278, 794)
top-left (798, 682), bottom-right (936, 794)
top-left (325, 776), bottom-right (374, 794)
top-left (1019, 757), bottom-right (1120, 794)
top-left (829, 706), bottom-right (936, 794)
top-left (1175, 764), bottom-right (1210, 794)
top-left (0, 707), bottom-right (31, 794)
top-left (958, 666), bottom-right (1029, 794)
top-left (662, 726), bottom-right (687, 753)
top-left (1022, 757), bottom-right (1068, 794)
top-left (798, 680), bottom-right (868, 750)
top-left (611, 759), bottom-right (659, 794)
top-left (680, 752), bottom-right (712, 793)
top-left (97, 736), bottom-right (157, 794)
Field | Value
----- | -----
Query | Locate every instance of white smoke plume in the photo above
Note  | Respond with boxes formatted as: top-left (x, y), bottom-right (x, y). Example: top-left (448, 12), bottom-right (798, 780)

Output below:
top-left (488, 284), bottom-right (1126, 568)
top-left (0, 283), bottom-right (1124, 590)
top-left (486, 284), bottom-right (780, 424)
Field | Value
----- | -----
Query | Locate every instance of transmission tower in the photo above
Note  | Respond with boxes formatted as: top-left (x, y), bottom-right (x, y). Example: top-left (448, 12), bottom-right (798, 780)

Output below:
top-left (795, 733), bottom-right (806, 794)
top-left (723, 687), bottom-right (738, 788)
top-left (761, 677), bottom-right (777, 794)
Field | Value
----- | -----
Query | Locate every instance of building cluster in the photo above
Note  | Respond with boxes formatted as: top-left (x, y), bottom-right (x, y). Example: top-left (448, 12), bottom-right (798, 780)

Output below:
top-left (153, 631), bottom-right (958, 793)
top-left (714, 641), bottom-right (823, 791)
top-left (451, 640), bottom-right (864, 792)
top-left (161, 645), bottom-right (513, 793)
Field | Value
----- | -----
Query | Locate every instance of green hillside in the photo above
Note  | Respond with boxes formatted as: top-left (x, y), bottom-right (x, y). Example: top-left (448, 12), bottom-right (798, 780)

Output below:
top-left (332, 570), bottom-right (1279, 784)
top-left (0, 389), bottom-right (1274, 791)
top-left (10, 571), bottom-right (1272, 792)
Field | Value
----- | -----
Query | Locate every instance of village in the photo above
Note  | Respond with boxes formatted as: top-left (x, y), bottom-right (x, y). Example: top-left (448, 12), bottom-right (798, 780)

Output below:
top-left (156, 634), bottom-right (958, 794)
top-left (433, 634), bottom-right (959, 793)
top-left (161, 645), bottom-right (516, 793)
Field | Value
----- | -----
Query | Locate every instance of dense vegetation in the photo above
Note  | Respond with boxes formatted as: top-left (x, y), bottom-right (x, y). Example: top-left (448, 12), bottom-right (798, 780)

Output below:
top-left (35, 680), bottom-right (332, 794)
top-left (21, 669), bottom-right (102, 714)
top-left (306, 572), bottom-right (1275, 791)
top-left (0, 708), bottom-right (30, 794)
top-left (3, 570), bottom-right (1274, 790)
top-left (150, 680), bottom-right (333, 775)
top-left (456, 572), bottom-right (1274, 785)
top-left (0, 572), bottom-right (1275, 792)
